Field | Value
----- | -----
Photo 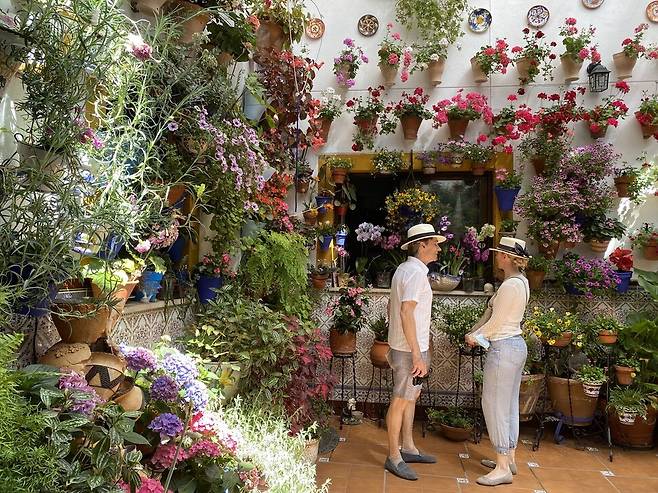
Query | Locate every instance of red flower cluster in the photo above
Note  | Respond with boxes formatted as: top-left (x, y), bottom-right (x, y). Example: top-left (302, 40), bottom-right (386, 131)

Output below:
top-left (535, 89), bottom-right (582, 136)
top-left (390, 87), bottom-right (431, 119)
top-left (608, 247), bottom-right (633, 272)
top-left (253, 172), bottom-right (294, 231)
top-left (580, 82), bottom-right (630, 133)
top-left (473, 38), bottom-right (512, 76)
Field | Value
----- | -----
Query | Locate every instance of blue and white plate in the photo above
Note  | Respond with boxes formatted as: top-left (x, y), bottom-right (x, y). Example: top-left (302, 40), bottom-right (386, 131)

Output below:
top-left (468, 8), bottom-right (492, 33)
top-left (527, 5), bottom-right (549, 28)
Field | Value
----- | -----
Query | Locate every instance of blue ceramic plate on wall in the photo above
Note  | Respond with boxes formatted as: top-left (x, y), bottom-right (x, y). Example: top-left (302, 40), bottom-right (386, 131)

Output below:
top-left (468, 8), bottom-right (492, 33)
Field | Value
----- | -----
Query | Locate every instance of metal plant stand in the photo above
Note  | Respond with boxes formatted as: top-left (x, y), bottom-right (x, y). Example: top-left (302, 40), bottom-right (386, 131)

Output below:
top-left (329, 352), bottom-right (357, 430)
top-left (454, 346), bottom-right (485, 443)
top-left (364, 362), bottom-right (392, 428)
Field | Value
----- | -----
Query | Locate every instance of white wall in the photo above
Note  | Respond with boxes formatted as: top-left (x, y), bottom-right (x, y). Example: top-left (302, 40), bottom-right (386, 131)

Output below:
top-left (295, 0), bottom-right (658, 270)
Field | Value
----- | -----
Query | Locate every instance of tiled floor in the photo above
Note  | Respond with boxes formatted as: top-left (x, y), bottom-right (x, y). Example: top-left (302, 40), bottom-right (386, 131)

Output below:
top-left (315, 418), bottom-right (658, 493)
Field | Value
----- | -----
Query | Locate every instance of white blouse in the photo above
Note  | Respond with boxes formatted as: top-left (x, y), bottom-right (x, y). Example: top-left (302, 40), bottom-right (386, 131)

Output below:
top-left (470, 276), bottom-right (530, 341)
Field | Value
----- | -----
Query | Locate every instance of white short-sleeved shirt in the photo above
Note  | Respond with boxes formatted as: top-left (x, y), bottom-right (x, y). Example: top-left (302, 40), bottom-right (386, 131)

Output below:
top-left (388, 256), bottom-right (433, 353)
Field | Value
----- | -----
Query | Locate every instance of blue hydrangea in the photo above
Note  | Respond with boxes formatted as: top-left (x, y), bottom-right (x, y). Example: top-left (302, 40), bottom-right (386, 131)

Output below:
top-left (183, 380), bottom-right (209, 411)
top-left (159, 348), bottom-right (199, 386)
top-left (149, 375), bottom-right (179, 402)
top-left (119, 344), bottom-right (157, 372)
top-left (148, 412), bottom-right (183, 437)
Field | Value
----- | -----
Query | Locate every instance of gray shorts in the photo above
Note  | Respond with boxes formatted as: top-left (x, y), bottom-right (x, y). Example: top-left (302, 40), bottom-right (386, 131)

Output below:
top-left (387, 348), bottom-right (431, 401)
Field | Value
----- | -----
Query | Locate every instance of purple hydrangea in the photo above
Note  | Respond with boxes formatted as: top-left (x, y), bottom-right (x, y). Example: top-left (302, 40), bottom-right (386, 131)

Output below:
top-left (160, 348), bottom-right (199, 386)
top-left (58, 371), bottom-right (103, 416)
top-left (119, 344), bottom-right (157, 372)
top-left (148, 412), bottom-right (184, 437)
top-left (150, 375), bottom-right (179, 402)
top-left (183, 380), bottom-right (209, 411)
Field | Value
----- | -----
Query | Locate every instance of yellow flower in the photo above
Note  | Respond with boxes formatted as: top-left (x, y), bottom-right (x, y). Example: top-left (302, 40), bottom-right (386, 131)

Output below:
top-left (536, 331), bottom-right (542, 338)
top-left (631, 372), bottom-right (637, 378)
top-left (576, 342), bottom-right (583, 348)
top-left (577, 334), bottom-right (583, 339)
top-left (549, 307), bottom-right (555, 312)
top-left (548, 339), bottom-right (556, 345)
top-left (565, 311), bottom-right (571, 316)
top-left (557, 319), bottom-right (562, 324)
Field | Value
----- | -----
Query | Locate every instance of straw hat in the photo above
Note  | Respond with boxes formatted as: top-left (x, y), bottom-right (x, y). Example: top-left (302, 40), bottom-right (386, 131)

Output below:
top-left (400, 224), bottom-right (447, 251)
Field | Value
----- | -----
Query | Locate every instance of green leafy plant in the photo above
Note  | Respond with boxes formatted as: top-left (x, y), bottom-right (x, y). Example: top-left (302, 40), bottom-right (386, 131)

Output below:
top-left (519, 131), bottom-right (570, 170)
top-left (326, 156), bottom-right (353, 171)
top-left (527, 254), bottom-right (552, 273)
top-left (373, 149), bottom-right (407, 174)
top-left (395, 0), bottom-right (468, 52)
top-left (582, 215), bottom-right (626, 241)
top-left (585, 314), bottom-right (625, 335)
top-left (630, 222), bottom-right (658, 248)
top-left (500, 219), bottom-right (519, 233)
top-left (369, 314), bottom-right (388, 342)
top-left (250, 0), bottom-right (309, 47)
top-left (576, 364), bottom-right (606, 385)
top-left (435, 302), bottom-right (487, 348)
top-left (427, 407), bottom-right (474, 429)
top-left (81, 258), bottom-right (143, 294)
top-left (327, 286), bottom-right (369, 334)
top-left (607, 386), bottom-right (654, 418)
top-left (525, 306), bottom-right (580, 344)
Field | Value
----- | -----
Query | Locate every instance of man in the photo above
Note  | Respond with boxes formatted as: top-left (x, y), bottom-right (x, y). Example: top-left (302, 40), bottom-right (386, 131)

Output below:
top-left (384, 223), bottom-right (445, 481)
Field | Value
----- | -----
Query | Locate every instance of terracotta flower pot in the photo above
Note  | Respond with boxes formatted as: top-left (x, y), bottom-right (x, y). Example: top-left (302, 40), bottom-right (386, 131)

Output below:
top-left (440, 423), bottom-right (472, 442)
top-left (470, 56), bottom-right (488, 83)
top-left (427, 59), bottom-right (446, 86)
top-left (317, 117), bottom-right (332, 143)
top-left (91, 280), bottom-right (139, 336)
top-left (135, 0), bottom-right (169, 16)
top-left (587, 123), bottom-right (608, 140)
top-left (526, 270), bottom-right (546, 291)
top-left (329, 329), bottom-right (357, 355)
top-left (335, 205), bottom-right (348, 217)
top-left (543, 331), bottom-right (573, 348)
top-left (169, 0), bottom-right (211, 44)
top-left (303, 209), bottom-right (318, 225)
top-left (531, 156), bottom-right (546, 175)
top-left (561, 55), bottom-right (583, 83)
top-left (588, 239), bottom-right (610, 253)
top-left (642, 240), bottom-right (658, 260)
top-left (519, 374), bottom-right (545, 422)
top-left (113, 377), bottom-right (145, 411)
top-left (609, 406), bottom-right (657, 449)
top-left (614, 365), bottom-right (635, 385)
top-left (614, 175), bottom-right (635, 197)
top-left (548, 376), bottom-right (598, 427)
top-left (400, 114), bottom-right (423, 140)
top-left (369, 340), bottom-right (390, 368)
top-left (39, 342), bottom-right (91, 375)
top-left (52, 303), bottom-right (112, 344)
top-left (515, 56), bottom-right (534, 83)
top-left (613, 51), bottom-right (637, 80)
top-left (295, 178), bottom-right (310, 194)
top-left (379, 63), bottom-right (398, 87)
top-left (311, 274), bottom-right (328, 289)
top-left (255, 20), bottom-right (285, 51)
top-left (84, 352), bottom-right (126, 401)
top-left (331, 168), bottom-right (348, 184)
top-left (537, 241), bottom-right (560, 259)
top-left (597, 330), bottom-right (618, 345)
top-left (302, 438), bottom-right (320, 463)
top-left (447, 118), bottom-right (469, 140)
top-left (354, 116), bottom-right (378, 134)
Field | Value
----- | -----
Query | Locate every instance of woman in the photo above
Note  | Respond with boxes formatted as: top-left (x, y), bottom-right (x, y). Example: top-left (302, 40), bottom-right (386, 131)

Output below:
top-left (465, 237), bottom-right (531, 487)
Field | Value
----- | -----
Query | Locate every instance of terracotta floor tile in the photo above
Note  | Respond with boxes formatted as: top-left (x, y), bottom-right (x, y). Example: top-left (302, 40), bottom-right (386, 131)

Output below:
top-left (461, 459), bottom-right (544, 490)
top-left (317, 462), bottom-right (351, 480)
top-left (323, 476), bottom-right (348, 492)
top-left (383, 481), bottom-right (422, 493)
top-left (529, 448), bottom-right (607, 470)
top-left (330, 439), bottom-right (388, 467)
top-left (609, 477), bottom-right (658, 493)
top-left (597, 452), bottom-right (658, 478)
top-left (410, 452), bottom-right (465, 477)
top-left (459, 484), bottom-right (544, 493)
top-left (345, 477), bottom-right (384, 493)
top-left (539, 479), bottom-right (619, 493)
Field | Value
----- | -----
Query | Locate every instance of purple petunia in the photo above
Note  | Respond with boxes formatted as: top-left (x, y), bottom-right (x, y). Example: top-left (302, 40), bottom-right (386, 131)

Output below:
top-left (167, 121), bottom-right (179, 132)
top-left (148, 412), bottom-right (183, 438)
top-left (119, 344), bottom-right (157, 372)
top-left (150, 375), bottom-right (179, 402)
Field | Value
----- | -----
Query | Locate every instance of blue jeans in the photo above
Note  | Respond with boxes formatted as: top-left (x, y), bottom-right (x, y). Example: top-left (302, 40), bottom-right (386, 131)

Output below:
top-left (482, 335), bottom-right (527, 455)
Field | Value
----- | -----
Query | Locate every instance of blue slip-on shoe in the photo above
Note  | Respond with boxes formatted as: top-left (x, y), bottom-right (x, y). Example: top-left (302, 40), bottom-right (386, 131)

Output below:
top-left (384, 457), bottom-right (418, 481)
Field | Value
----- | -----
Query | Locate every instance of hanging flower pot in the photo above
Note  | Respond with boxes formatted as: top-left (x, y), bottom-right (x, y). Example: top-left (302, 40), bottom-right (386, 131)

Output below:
top-left (538, 241), bottom-right (560, 259)
top-left (543, 331), bottom-right (573, 348)
top-left (615, 270), bottom-right (632, 294)
top-left (471, 162), bottom-right (486, 176)
top-left (370, 340), bottom-right (390, 368)
top-left (642, 240), bottom-right (658, 260)
top-left (317, 117), bottom-right (332, 143)
top-left (614, 175), bottom-right (635, 197)
top-left (587, 122), bottom-right (608, 140)
top-left (597, 330), bottom-right (618, 345)
top-left (427, 58), bottom-right (446, 86)
top-left (354, 116), bottom-right (378, 134)
top-left (295, 178), bottom-right (310, 194)
top-left (635, 111), bottom-right (658, 139)
top-left (168, 0), bottom-right (211, 44)
top-left (319, 234), bottom-right (333, 251)
top-left (135, 270), bottom-right (164, 303)
top-left (447, 117), bottom-right (469, 140)
top-left (331, 168), bottom-right (348, 184)
top-left (335, 232), bottom-right (348, 247)
top-left (379, 63), bottom-right (398, 87)
top-left (255, 20), bottom-right (286, 51)
top-left (614, 365), bottom-right (636, 385)
top-left (315, 195), bottom-right (332, 213)
top-left (526, 270), bottom-right (546, 291)
top-left (561, 55), bottom-right (583, 83)
top-left (329, 329), bottom-right (356, 355)
top-left (494, 186), bottom-right (521, 212)
top-left (613, 52), bottom-right (637, 80)
top-left (303, 209), bottom-right (318, 225)
top-left (515, 56), bottom-right (533, 82)
top-left (400, 114), bottom-right (423, 140)
top-left (470, 56), bottom-right (488, 83)
top-left (589, 239), bottom-right (611, 253)
top-left (135, 0), bottom-right (169, 16)
top-left (196, 275), bottom-right (223, 304)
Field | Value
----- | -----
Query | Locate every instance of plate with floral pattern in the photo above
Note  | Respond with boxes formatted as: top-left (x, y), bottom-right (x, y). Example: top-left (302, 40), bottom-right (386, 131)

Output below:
top-left (358, 14), bottom-right (379, 37)
top-left (527, 5), bottom-right (549, 27)
top-left (305, 18), bottom-right (325, 39)
top-left (468, 8), bottom-right (491, 33)
top-left (582, 0), bottom-right (605, 8)
top-left (647, 1), bottom-right (658, 22)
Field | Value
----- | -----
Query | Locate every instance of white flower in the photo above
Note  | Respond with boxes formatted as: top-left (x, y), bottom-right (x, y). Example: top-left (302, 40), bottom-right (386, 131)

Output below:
top-left (438, 38), bottom-right (448, 46)
top-left (320, 97), bottom-right (328, 105)
top-left (404, 46), bottom-right (413, 53)
top-left (326, 87), bottom-right (335, 95)
top-left (333, 95), bottom-right (342, 103)
top-left (429, 54), bottom-right (440, 62)
top-left (418, 62), bottom-right (428, 70)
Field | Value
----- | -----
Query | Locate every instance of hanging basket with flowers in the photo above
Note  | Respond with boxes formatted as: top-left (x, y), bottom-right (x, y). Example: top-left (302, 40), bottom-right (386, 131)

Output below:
top-left (384, 188), bottom-right (441, 234)
top-left (372, 148), bottom-right (407, 175)
top-left (411, 41), bottom-right (449, 86)
top-left (333, 38), bottom-right (368, 89)
top-left (377, 22), bottom-right (407, 87)
top-left (511, 28), bottom-right (555, 85)
top-left (613, 23), bottom-right (651, 80)
top-left (432, 90), bottom-right (493, 140)
top-left (389, 88), bottom-right (432, 140)
top-left (494, 166), bottom-right (523, 212)
top-left (346, 86), bottom-right (391, 151)
top-left (313, 88), bottom-right (343, 144)
top-left (635, 93), bottom-right (658, 140)
top-left (558, 17), bottom-right (599, 83)
top-left (580, 81), bottom-right (630, 139)
top-left (471, 38), bottom-right (512, 83)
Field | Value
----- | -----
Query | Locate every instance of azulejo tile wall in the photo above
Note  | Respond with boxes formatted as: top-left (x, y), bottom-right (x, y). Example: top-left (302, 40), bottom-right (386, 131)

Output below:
top-left (316, 287), bottom-right (658, 407)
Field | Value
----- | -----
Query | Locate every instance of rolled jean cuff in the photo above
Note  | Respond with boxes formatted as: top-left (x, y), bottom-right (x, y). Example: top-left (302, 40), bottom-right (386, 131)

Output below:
top-left (494, 446), bottom-right (510, 455)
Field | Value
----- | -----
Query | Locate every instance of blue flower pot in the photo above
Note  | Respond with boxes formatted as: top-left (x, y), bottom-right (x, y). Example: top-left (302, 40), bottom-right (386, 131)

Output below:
top-left (15, 282), bottom-right (58, 318)
top-left (97, 233), bottom-right (125, 260)
top-left (335, 232), bottom-right (348, 247)
top-left (167, 235), bottom-right (187, 264)
top-left (565, 284), bottom-right (584, 296)
top-left (196, 275), bottom-right (223, 304)
top-left (494, 186), bottom-right (521, 213)
top-left (315, 196), bottom-right (332, 213)
top-left (135, 270), bottom-right (164, 302)
top-left (615, 270), bottom-right (632, 294)
top-left (319, 234), bottom-right (333, 251)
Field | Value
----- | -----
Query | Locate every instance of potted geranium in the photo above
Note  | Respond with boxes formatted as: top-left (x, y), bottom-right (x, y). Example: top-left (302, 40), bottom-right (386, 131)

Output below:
top-left (558, 17), bottom-right (599, 83)
top-left (580, 81), bottom-right (630, 139)
top-left (411, 40), bottom-right (449, 86)
top-left (511, 28), bottom-right (555, 85)
top-left (613, 165), bottom-right (640, 198)
top-left (326, 285), bottom-right (369, 354)
top-left (525, 306), bottom-right (578, 347)
top-left (576, 364), bottom-right (606, 398)
top-left (369, 314), bottom-right (389, 367)
top-left (464, 139), bottom-right (495, 175)
top-left (377, 22), bottom-right (405, 87)
top-left (333, 38), bottom-right (367, 88)
top-left (613, 23), bottom-right (650, 80)
top-left (372, 148), bottom-right (406, 175)
top-left (325, 156), bottom-right (353, 184)
top-left (630, 222), bottom-right (658, 260)
top-left (431, 90), bottom-right (493, 140)
top-left (471, 38), bottom-right (512, 83)
top-left (389, 88), bottom-right (432, 140)
top-left (384, 188), bottom-right (441, 234)
top-left (635, 93), bottom-right (658, 140)
top-left (526, 254), bottom-right (551, 291)
top-left (582, 215), bottom-right (626, 253)
top-left (194, 253), bottom-right (234, 304)
top-left (494, 166), bottom-right (523, 212)
top-left (553, 253), bottom-right (621, 297)
top-left (427, 407), bottom-right (474, 442)
top-left (252, 0), bottom-right (309, 51)
top-left (346, 86), bottom-right (387, 151)
top-left (491, 94), bottom-right (538, 139)
top-left (609, 247), bottom-right (633, 293)
top-left (315, 88), bottom-right (343, 143)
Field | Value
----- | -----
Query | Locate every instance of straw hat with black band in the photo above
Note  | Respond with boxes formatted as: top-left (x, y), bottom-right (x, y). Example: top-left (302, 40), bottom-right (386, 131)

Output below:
top-left (400, 224), bottom-right (447, 251)
top-left (489, 237), bottom-right (532, 259)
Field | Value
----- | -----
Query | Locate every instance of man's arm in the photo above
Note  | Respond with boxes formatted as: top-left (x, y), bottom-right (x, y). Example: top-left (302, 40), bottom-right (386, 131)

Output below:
top-left (400, 300), bottom-right (427, 377)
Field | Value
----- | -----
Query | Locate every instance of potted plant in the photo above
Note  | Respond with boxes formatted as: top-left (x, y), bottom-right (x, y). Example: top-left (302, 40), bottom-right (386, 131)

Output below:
top-left (609, 247), bottom-right (633, 293)
top-left (432, 90), bottom-right (494, 140)
top-left (309, 265), bottom-right (331, 289)
top-left (608, 387), bottom-right (652, 425)
top-left (580, 82), bottom-right (630, 139)
top-left (558, 17), bottom-right (598, 83)
top-left (389, 88), bottom-right (432, 140)
top-left (334, 224), bottom-right (349, 248)
top-left (471, 38), bottom-right (512, 83)
top-left (630, 222), bottom-right (658, 260)
top-left (437, 303), bottom-right (487, 349)
top-left (576, 364), bottom-right (606, 398)
top-left (315, 189), bottom-right (334, 214)
top-left (462, 224), bottom-right (495, 291)
top-left (613, 165), bottom-right (640, 198)
top-left (499, 219), bottom-right (519, 238)
top-left (411, 41), bottom-right (449, 86)
top-left (511, 28), bottom-right (555, 85)
top-left (635, 93), bottom-right (658, 139)
top-left (294, 161), bottom-right (314, 194)
top-left (526, 306), bottom-right (579, 347)
top-left (384, 188), bottom-right (441, 235)
top-left (582, 215), bottom-right (626, 253)
top-left (494, 166), bottom-right (523, 212)
top-left (553, 253), bottom-right (621, 297)
top-left (608, 386), bottom-right (657, 447)
top-left (315, 87), bottom-right (343, 143)
top-left (369, 314), bottom-right (389, 367)
top-left (325, 156), bottom-right (353, 185)
top-left (433, 240), bottom-right (467, 292)
top-left (613, 23), bottom-right (649, 80)
top-left (526, 255), bottom-right (551, 291)
top-left (0, 17), bottom-right (26, 100)
top-left (166, 0), bottom-right (213, 44)
top-left (463, 139), bottom-right (495, 175)
top-left (193, 253), bottom-right (234, 304)
top-left (316, 222), bottom-right (336, 252)
top-left (251, 0), bottom-right (309, 51)
top-left (346, 86), bottom-right (387, 151)
top-left (327, 286), bottom-right (369, 354)
top-left (302, 200), bottom-right (319, 226)
top-left (614, 357), bottom-right (639, 385)
top-left (333, 37), bottom-right (367, 88)
top-left (518, 131), bottom-right (570, 176)
top-left (372, 148), bottom-right (406, 175)
top-left (334, 182), bottom-right (357, 219)
top-left (205, 11), bottom-right (256, 64)
top-left (377, 22), bottom-right (405, 87)
top-left (134, 253), bottom-right (167, 303)
top-left (427, 407), bottom-right (474, 442)
top-left (587, 314), bottom-right (624, 345)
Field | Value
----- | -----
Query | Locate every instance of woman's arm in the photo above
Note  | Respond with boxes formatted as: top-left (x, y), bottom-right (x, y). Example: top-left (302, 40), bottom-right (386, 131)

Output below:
top-left (470, 282), bottom-right (521, 340)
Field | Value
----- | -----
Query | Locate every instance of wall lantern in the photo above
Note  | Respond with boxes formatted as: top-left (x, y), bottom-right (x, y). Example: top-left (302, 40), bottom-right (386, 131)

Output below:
top-left (587, 62), bottom-right (611, 93)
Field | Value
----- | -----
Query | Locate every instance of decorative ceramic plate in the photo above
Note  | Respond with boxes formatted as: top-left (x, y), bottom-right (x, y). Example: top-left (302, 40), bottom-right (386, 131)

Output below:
top-left (527, 5), bottom-right (549, 27)
top-left (647, 1), bottom-right (658, 22)
top-left (468, 8), bottom-right (491, 33)
top-left (358, 14), bottom-right (379, 37)
top-left (305, 18), bottom-right (325, 39)
top-left (582, 0), bottom-right (605, 8)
